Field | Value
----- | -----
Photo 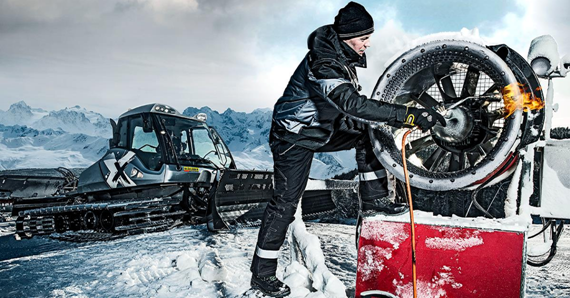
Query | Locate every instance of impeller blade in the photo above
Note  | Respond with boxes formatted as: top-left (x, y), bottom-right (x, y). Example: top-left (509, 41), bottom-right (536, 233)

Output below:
top-left (423, 147), bottom-right (447, 171)
top-left (440, 76), bottom-right (458, 98)
top-left (483, 83), bottom-right (500, 96)
top-left (448, 152), bottom-right (466, 172)
top-left (432, 63), bottom-right (457, 101)
top-left (415, 92), bottom-right (441, 110)
top-left (467, 152), bottom-right (480, 167)
top-left (460, 66), bottom-right (480, 98)
top-left (405, 135), bottom-right (434, 157)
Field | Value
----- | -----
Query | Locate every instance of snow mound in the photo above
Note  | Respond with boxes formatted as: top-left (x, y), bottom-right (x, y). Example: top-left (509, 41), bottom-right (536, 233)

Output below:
top-left (198, 249), bottom-right (228, 282)
top-left (285, 207), bottom-right (348, 297)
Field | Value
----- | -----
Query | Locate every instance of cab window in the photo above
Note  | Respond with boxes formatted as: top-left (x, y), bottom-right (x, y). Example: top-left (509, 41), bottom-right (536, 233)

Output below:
top-left (131, 126), bottom-right (159, 153)
top-left (128, 114), bottom-right (163, 171)
top-left (192, 128), bottom-right (217, 159)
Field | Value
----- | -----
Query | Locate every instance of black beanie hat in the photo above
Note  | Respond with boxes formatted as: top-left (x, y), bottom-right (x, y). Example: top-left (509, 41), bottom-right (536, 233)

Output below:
top-left (334, 2), bottom-right (374, 40)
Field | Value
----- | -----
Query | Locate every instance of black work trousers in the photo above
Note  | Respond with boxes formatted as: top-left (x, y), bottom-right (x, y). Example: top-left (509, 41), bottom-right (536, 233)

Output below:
top-left (250, 129), bottom-right (389, 277)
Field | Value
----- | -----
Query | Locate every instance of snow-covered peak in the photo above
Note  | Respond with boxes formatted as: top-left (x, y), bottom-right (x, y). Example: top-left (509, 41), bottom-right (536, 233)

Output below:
top-left (8, 101), bottom-right (32, 111)
top-left (65, 105), bottom-right (110, 125)
top-left (0, 101), bottom-right (111, 137)
top-left (183, 106), bottom-right (271, 152)
top-left (33, 108), bottom-right (111, 138)
top-left (252, 107), bottom-right (272, 114)
top-left (0, 101), bottom-right (34, 126)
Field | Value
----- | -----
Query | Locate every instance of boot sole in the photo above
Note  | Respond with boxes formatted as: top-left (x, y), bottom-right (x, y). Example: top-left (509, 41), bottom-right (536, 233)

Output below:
top-left (250, 282), bottom-right (291, 297)
top-left (360, 208), bottom-right (409, 217)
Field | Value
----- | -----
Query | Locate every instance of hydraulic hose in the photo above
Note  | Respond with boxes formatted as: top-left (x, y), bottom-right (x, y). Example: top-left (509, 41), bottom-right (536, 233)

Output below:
top-left (527, 220), bottom-right (564, 267)
top-left (401, 129), bottom-right (418, 298)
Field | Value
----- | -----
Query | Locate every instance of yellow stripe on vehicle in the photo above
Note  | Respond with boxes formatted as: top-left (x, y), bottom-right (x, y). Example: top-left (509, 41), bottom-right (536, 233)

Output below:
top-left (183, 166), bottom-right (199, 172)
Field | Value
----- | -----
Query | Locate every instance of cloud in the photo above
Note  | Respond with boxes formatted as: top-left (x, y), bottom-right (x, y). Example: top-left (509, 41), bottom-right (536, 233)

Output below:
top-left (483, 0), bottom-right (569, 55)
top-left (0, 0), bottom-right (347, 116)
top-left (482, 0), bottom-right (570, 127)
top-left (0, 0), bottom-right (568, 128)
top-left (357, 19), bottom-right (419, 97)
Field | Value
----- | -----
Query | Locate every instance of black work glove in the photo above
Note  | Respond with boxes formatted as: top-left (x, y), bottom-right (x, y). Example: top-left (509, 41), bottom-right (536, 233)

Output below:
top-left (346, 117), bottom-right (368, 131)
top-left (403, 107), bottom-right (447, 132)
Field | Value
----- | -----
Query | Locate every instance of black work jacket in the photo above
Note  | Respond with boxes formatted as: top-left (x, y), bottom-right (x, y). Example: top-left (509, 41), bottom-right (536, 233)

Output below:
top-left (271, 25), bottom-right (406, 150)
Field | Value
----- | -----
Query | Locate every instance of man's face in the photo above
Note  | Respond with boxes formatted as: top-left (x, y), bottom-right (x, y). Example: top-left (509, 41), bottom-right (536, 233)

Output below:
top-left (343, 34), bottom-right (372, 56)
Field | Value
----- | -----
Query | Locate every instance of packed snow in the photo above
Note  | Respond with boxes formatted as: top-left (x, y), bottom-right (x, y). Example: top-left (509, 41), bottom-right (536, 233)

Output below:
top-left (1, 26), bottom-right (569, 296)
top-left (0, 220), bottom-right (567, 297)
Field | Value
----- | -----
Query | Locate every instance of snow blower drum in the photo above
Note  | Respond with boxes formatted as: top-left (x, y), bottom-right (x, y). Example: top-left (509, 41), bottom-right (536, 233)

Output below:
top-left (369, 40), bottom-right (544, 194)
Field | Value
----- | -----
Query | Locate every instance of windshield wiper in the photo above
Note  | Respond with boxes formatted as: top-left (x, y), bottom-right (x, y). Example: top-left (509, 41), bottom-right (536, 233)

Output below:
top-left (158, 118), bottom-right (182, 171)
top-left (179, 155), bottom-right (220, 169)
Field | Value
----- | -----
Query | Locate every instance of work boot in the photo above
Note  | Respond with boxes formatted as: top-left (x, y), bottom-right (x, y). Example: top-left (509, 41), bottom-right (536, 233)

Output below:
top-left (360, 197), bottom-right (409, 217)
top-left (250, 274), bottom-right (291, 297)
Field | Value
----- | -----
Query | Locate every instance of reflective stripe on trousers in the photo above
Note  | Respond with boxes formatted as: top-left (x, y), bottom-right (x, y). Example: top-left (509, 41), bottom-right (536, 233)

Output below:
top-left (251, 129), bottom-right (389, 277)
top-left (358, 169), bottom-right (387, 181)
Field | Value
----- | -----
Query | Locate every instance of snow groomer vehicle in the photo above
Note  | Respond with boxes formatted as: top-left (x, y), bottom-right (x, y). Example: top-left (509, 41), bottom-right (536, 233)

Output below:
top-left (352, 34), bottom-right (570, 297)
top-left (3, 104), bottom-right (353, 241)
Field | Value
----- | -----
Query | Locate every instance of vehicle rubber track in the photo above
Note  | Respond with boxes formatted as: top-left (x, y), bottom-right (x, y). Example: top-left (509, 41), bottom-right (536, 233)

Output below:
top-left (16, 196), bottom-right (184, 241)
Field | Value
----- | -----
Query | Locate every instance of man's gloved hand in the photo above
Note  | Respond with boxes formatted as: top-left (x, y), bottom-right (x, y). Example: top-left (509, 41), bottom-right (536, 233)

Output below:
top-left (403, 107), bottom-right (447, 132)
top-left (345, 117), bottom-right (368, 131)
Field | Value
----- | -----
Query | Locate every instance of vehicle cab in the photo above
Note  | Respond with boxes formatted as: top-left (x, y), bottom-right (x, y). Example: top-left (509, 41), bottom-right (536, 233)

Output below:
top-left (76, 103), bottom-right (235, 194)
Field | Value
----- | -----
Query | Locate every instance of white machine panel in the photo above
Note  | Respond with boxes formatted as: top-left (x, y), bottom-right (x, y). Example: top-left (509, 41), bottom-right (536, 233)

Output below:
top-left (540, 139), bottom-right (570, 219)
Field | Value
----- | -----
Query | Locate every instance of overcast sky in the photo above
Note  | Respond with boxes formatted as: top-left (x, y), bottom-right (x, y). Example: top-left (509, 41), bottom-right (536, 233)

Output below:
top-left (0, 0), bottom-right (569, 125)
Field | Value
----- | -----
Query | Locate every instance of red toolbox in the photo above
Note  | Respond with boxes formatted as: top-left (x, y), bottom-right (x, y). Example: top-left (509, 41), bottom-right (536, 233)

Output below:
top-left (355, 213), bottom-right (527, 297)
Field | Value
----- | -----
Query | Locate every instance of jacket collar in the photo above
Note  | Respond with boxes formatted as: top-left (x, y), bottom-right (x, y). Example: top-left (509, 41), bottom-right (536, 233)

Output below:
top-left (340, 40), bottom-right (367, 68)
top-left (307, 25), bottom-right (367, 69)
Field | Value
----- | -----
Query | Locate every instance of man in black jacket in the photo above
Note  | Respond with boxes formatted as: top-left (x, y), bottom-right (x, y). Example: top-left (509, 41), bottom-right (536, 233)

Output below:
top-left (250, 2), bottom-right (446, 296)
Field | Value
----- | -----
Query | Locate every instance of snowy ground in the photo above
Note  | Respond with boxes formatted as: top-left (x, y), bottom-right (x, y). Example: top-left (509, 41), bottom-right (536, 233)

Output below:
top-left (0, 220), bottom-right (568, 297)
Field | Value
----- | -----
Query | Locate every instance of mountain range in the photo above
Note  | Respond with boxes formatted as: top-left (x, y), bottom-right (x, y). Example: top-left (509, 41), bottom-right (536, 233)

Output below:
top-left (0, 102), bottom-right (355, 178)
